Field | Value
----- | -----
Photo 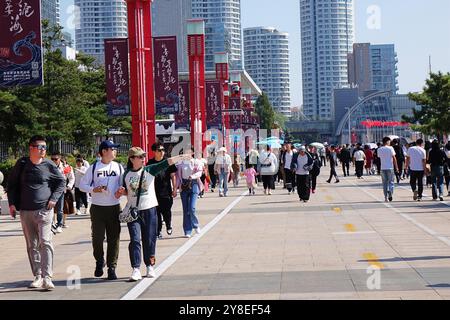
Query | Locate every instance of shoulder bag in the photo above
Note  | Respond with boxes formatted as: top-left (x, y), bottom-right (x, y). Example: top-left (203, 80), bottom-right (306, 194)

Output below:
top-left (119, 169), bottom-right (145, 223)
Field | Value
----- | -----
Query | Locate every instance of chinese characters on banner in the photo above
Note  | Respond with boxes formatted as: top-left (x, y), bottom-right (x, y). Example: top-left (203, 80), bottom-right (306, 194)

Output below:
top-left (105, 38), bottom-right (130, 116)
top-left (175, 81), bottom-right (190, 130)
top-left (153, 36), bottom-right (179, 115)
top-left (0, 0), bottom-right (43, 87)
top-left (205, 80), bottom-right (222, 130)
top-left (229, 97), bottom-right (242, 130)
top-left (241, 108), bottom-right (254, 131)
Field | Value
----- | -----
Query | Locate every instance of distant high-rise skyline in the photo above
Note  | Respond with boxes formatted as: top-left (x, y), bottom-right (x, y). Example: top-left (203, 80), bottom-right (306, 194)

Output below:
top-left (348, 43), bottom-right (399, 96)
top-left (299, 0), bottom-right (354, 121)
top-left (74, 0), bottom-right (128, 64)
top-left (41, 0), bottom-right (60, 26)
top-left (192, 0), bottom-right (242, 71)
top-left (152, 0), bottom-right (192, 73)
top-left (244, 27), bottom-right (291, 117)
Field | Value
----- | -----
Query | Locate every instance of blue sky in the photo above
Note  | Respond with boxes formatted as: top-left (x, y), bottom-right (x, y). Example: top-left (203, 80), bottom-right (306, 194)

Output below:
top-left (60, 0), bottom-right (450, 107)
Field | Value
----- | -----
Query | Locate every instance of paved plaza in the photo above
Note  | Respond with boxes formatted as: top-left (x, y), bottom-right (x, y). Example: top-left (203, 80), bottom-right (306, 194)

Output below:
top-left (1, 171), bottom-right (450, 300)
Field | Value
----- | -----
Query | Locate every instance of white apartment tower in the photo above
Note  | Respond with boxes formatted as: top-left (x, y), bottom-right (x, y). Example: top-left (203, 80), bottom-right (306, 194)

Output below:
top-left (300, 0), bottom-right (354, 120)
top-left (244, 27), bottom-right (291, 117)
top-left (75, 0), bottom-right (128, 64)
top-left (152, 0), bottom-right (192, 73)
top-left (192, 0), bottom-right (242, 71)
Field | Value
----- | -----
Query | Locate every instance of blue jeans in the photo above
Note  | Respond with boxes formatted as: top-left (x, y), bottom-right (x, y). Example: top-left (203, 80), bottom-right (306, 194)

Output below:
top-left (181, 182), bottom-right (200, 236)
top-left (127, 207), bottom-right (157, 268)
top-left (431, 165), bottom-right (444, 198)
top-left (381, 169), bottom-right (394, 198)
top-left (218, 169), bottom-right (228, 195)
top-left (55, 193), bottom-right (64, 226)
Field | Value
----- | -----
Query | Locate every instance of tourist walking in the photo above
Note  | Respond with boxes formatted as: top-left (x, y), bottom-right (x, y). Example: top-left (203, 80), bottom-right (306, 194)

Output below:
top-left (259, 145), bottom-right (279, 195)
top-left (116, 147), bottom-right (188, 281)
top-left (177, 149), bottom-right (205, 237)
top-left (7, 135), bottom-right (66, 290)
top-left (214, 147), bottom-right (232, 197)
top-left (377, 137), bottom-right (399, 202)
top-left (427, 140), bottom-right (447, 201)
top-left (353, 144), bottom-right (366, 179)
top-left (79, 140), bottom-right (124, 280)
top-left (392, 139), bottom-right (405, 184)
top-left (244, 164), bottom-right (258, 195)
top-left (406, 138), bottom-right (427, 201)
top-left (326, 145), bottom-right (340, 183)
top-left (291, 146), bottom-right (313, 202)
top-left (147, 142), bottom-right (178, 239)
top-left (282, 143), bottom-right (295, 194)
top-left (74, 158), bottom-right (88, 215)
top-left (364, 145), bottom-right (374, 175)
top-left (339, 145), bottom-right (351, 177)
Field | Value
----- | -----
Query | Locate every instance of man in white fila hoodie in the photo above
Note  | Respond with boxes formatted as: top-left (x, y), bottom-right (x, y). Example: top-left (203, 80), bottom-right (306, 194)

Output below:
top-left (80, 140), bottom-right (124, 280)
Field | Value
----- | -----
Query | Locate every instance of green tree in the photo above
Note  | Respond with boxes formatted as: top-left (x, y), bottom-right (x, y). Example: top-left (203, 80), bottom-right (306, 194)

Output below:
top-left (254, 92), bottom-right (275, 130)
top-left (403, 72), bottom-right (450, 138)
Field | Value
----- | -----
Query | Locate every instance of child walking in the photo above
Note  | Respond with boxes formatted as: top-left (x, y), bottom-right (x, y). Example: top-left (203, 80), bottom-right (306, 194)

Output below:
top-left (244, 164), bottom-right (258, 195)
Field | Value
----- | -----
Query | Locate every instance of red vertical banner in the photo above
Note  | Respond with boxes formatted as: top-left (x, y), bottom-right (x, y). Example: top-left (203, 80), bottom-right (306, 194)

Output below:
top-left (105, 38), bottom-right (130, 116)
top-left (0, 0), bottom-right (43, 87)
top-left (229, 97), bottom-right (241, 130)
top-left (153, 36), bottom-right (179, 115)
top-left (205, 80), bottom-right (222, 130)
top-left (175, 81), bottom-right (190, 130)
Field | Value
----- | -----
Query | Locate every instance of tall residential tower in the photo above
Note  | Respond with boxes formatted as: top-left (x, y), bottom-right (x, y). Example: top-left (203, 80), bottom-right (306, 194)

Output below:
top-left (192, 0), bottom-right (242, 71)
top-left (75, 0), bottom-right (128, 64)
top-left (244, 27), bottom-right (291, 117)
top-left (300, 0), bottom-right (354, 120)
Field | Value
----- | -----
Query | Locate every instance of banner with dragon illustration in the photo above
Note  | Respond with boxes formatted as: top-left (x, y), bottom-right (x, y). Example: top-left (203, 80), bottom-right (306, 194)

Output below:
top-left (0, 0), bottom-right (43, 87)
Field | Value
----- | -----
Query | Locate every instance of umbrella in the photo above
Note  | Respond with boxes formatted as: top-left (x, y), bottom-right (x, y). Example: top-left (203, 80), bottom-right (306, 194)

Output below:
top-left (257, 140), bottom-right (282, 148)
top-left (293, 143), bottom-right (303, 149)
top-left (309, 142), bottom-right (325, 149)
top-left (265, 136), bottom-right (284, 144)
top-left (365, 143), bottom-right (378, 149)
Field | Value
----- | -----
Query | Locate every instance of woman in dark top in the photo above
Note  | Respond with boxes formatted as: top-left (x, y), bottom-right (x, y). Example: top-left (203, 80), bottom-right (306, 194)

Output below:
top-left (427, 140), bottom-right (447, 201)
top-left (391, 139), bottom-right (405, 184)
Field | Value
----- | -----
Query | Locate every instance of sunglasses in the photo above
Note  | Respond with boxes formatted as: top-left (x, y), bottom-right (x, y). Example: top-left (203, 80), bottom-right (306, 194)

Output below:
top-left (156, 149), bottom-right (165, 152)
top-left (51, 158), bottom-right (60, 161)
top-left (130, 155), bottom-right (145, 159)
top-left (31, 144), bottom-right (47, 150)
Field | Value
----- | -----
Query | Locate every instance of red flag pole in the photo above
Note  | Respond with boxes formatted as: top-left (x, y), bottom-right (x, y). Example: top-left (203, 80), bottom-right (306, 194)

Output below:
top-left (126, 0), bottom-right (156, 157)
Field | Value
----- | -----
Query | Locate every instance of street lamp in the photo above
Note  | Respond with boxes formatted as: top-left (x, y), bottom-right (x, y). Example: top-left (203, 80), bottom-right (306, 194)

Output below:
top-left (187, 19), bottom-right (206, 154)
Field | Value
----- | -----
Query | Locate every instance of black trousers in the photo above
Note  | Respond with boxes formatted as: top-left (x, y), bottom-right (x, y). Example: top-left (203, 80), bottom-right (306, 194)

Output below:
top-left (395, 161), bottom-right (404, 183)
top-left (156, 197), bottom-right (173, 233)
top-left (342, 161), bottom-right (350, 176)
top-left (296, 174), bottom-right (310, 200)
top-left (328, 165), bottom-right (339, 181)
top-left (75, 187), bottom-right (88, 210)
top-left (262, 175), bottom-right (275, 190)
top-left (355, 161), bottom-right (364, 178)
top-left (208, 164), bottom-right (217, 189)
top-left (284, 168), bottom-right (295, 192)
top-left (410, 170), bottom-right (424, 197)
top-left (311, 174), bottom-right (318, 191)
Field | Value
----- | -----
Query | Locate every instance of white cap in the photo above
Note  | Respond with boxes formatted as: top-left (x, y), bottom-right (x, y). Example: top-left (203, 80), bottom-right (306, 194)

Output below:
top-left (219, 147), bottom-right (227, 153)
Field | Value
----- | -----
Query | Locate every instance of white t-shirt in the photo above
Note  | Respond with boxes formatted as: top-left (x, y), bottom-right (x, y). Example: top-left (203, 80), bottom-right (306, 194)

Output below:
top-left (295, 154), bottom-right (309, 175)
top-left (260, 152), bottom-right (279, 175)
top-left (79, 160), bottom-right (123, 206)
top-left (123, 168), bottom-right (158, 211)
top-left (353, 150), bottom-right (366, 161)
top-left (407, 146), bottom-right (426, 171)
top-left (378, 146), bottom-right (396, 170)
top-left (284, 151), bottom-right (293, 169)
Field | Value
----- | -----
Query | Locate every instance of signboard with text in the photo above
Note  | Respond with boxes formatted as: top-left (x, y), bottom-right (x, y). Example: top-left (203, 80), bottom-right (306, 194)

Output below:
top-left (205, 80), bottom-right (222, 130)
top-left (0, 0), bottom-right (43, 87)
top-left (175, 81), bottom-right (190, 130)
top-left (153, 36), bottom-right (179, 115)
top-left (105, 38), bottom-right (130, 116)
top-left (229, 97), bottom-right (242, 130)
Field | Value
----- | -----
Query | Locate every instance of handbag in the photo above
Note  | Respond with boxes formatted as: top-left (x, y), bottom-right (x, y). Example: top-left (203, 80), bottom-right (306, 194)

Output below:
top-left (119, 169), bottom-right (145, 223)
top-left (181, 179), bottom-right (192, 192)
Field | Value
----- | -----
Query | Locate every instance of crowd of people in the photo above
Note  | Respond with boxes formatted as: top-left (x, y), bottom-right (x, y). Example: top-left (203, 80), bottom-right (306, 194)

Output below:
top-left (3, 134), bottom-right (450, 290)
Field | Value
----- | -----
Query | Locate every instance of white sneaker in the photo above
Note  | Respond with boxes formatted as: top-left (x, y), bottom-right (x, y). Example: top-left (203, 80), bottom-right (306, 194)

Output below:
top-left (29, 275), bottom-right (43, 288)
top-left (146, 266), bottom-right (156, 278)
top-left (75, 209), bottom-right (81, 215)
top-left (56, 227), bottom-right (63, 233)
top-left (130, 268), bottom-right (142, 281)
top-left (185, 234), bottom-right (191, 238)
top-left (195, 227), bottom-right (202, 234)
top-left (42, 276), bottom-right (55, 290)
top-left (268, 191), bottom-right (272, 195)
